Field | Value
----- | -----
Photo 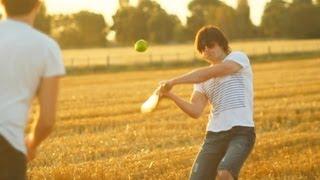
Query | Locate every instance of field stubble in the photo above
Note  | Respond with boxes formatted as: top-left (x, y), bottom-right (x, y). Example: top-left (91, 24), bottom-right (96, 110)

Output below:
top-left (28, 57), bottom-right (320, 179)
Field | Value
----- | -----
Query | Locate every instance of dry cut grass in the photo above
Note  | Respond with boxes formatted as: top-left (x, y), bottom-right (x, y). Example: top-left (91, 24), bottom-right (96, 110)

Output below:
top-left (27, 57), bottom-right (320, 179)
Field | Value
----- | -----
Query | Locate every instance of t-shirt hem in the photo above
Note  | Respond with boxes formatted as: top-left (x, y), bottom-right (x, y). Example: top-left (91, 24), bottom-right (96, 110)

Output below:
top-left (0, 132), bottom-right (26, 155)
top-left (207, 124), bottom-right (255, 133)
top-left (43, 71), bottom-right (66, 78)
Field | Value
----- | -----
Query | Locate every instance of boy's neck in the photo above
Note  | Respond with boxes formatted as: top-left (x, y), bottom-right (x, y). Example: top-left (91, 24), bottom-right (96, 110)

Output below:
top-left (8, 15), bottom-right (34, 26)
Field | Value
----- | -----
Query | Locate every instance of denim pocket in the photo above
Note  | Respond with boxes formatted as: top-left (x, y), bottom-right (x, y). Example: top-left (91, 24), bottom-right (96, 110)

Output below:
top-left (231, 127), bottom-right (256, 148)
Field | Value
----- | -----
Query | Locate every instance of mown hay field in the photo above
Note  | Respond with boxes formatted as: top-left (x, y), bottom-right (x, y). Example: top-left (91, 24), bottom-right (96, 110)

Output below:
top-left (28, 57), bottom-right (320, 179)
top-left (62, 39), bottom-right (320, 66)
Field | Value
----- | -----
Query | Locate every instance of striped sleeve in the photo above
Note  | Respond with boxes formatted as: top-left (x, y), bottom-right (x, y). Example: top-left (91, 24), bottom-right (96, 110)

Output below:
top-left (194, 83), bottom-right (205, 94)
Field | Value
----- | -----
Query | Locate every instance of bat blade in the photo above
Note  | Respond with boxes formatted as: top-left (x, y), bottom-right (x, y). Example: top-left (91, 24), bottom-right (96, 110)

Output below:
top-left (141, 86), bottom-right (161, 113)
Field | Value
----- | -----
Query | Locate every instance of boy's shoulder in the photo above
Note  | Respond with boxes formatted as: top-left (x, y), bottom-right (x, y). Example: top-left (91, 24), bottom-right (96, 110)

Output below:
top-left (31, 29), bottom-right (60, 51)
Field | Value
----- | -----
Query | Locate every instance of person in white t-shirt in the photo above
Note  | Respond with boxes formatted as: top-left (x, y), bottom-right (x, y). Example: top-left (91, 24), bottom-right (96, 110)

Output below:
top-left (0, 0), bottom-right (65, 179)
top-left (159, 25), bottom-right (255, 180)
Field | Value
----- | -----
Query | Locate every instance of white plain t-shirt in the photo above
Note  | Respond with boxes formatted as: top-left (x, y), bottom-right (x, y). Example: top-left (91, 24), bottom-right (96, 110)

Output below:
top-left (0, 19), bottom-right (65, 154)
top-left (194, 51), bottom-right (254, 132)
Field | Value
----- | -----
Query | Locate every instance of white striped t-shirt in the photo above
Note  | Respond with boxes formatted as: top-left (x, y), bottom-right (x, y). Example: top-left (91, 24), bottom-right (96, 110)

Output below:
top-left (194, 51), bottom-right (254, 132)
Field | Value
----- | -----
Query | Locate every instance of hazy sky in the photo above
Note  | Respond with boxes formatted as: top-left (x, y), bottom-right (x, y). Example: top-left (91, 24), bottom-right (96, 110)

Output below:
top-left (42, 0), bottom-right (268, 26)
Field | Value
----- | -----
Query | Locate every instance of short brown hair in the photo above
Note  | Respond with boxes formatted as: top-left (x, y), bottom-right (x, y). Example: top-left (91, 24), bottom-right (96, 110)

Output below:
top-left (195, 25), bottom-right (230, 54)
top-left (1, 0), bottom-right (39, 16)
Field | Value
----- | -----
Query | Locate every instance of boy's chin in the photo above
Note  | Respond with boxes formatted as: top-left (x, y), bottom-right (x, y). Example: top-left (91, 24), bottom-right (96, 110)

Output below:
top-left (205, 56), bottom-right (218, 63)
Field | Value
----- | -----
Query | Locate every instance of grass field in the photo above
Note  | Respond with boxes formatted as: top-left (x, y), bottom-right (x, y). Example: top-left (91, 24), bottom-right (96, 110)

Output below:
top-left (27, 57), bottom-right (320, 179)
top-left (62, 39), bottom-right (320, 66)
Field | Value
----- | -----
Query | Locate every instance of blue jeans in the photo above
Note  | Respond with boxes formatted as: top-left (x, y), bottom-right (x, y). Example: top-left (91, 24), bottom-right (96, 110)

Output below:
top-left (0, 135), bottom-right (26, 180)
top-left (190, 126), bottom-right (256, 180)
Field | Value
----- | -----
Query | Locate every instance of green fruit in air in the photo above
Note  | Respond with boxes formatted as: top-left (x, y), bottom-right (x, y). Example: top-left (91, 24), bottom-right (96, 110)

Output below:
top-left (135, 39), bottom-right (148, 52)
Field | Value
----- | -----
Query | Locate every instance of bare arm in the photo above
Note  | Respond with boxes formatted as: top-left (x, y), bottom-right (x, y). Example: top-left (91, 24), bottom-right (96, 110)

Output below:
top-left (25, 77), bottom-right (60, 161)
top-left (162, 61), bottom-right (242, 91)
top-left (163, 90), bottom-right (208, 119)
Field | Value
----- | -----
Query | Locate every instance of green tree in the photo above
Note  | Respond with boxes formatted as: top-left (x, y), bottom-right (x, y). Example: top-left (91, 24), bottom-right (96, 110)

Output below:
top-left (74, 11), bottom-right (108, 47)
top-left (235, 0), bottom-right (256, 38)
top-left (186, 9), bottom-right (205, 39)
top-left (188, 0), bottom-right (221, 11)
top-left (51, 11), bottom-right (108, 48)
top-left (112, 0), bottom-right (181, 44)
top-left (261, 0), bottom-right (320, 38)
top-left (260, 0), bottom-right (289, 38)
top-left (292, 0), bottom-right (312, 4)
top-left (147, 11), bottom-right (179, 43)
top-left (173, 24), bottom-right (189, 43)
top-left (51, 15), bottom-right (82, 48)
top-left (286, 0), bottom-right (320, 38)
top-left (211, 5), bottom-right (238, 39)
top-left (112, 6), bottom-right (149, 44)
top-left (187, 0), bottom-right (241, 40)
top-left (34, 4), bottom-right (51, 35)
top-left (186, 0), bottom-right (221, 39)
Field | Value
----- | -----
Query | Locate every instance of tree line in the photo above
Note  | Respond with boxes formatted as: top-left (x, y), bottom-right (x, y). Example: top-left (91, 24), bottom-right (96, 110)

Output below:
top-left (1, 0), bottom-right (319, 48)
